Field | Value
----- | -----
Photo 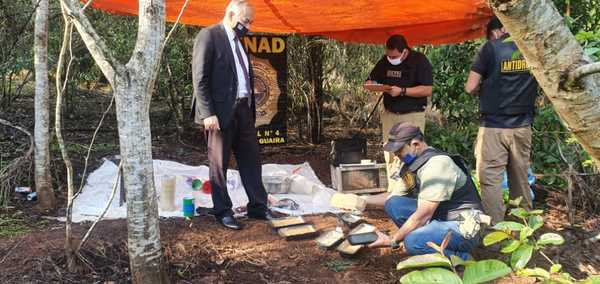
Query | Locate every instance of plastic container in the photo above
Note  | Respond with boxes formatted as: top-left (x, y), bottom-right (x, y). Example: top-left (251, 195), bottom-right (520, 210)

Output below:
top-left (263, 175), bottom-right (290, 194)
top-left (159, 176), bottom-right (177, 212)
top-left (288, 174), bottom-right (318, 195)
top-left (182, 197), bottom-right (195, 217)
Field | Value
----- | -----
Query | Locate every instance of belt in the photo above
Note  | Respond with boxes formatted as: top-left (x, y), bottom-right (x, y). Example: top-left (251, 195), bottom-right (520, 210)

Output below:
top-left (235, 97), bottom-right (249, 106)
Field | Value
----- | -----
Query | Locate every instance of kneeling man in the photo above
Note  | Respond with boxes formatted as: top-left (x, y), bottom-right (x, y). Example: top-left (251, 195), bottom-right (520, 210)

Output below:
top-left (367, 122), bottom-right (484, 260)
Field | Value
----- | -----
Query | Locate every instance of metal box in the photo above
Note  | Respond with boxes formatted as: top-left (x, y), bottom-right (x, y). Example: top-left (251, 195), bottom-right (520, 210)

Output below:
top-left (330, 163), bottom-right (387, 194)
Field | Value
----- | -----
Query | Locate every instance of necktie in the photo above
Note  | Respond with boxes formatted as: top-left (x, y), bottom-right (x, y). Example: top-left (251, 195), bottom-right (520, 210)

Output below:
top-left (233, 36), bottom-right (252, 103)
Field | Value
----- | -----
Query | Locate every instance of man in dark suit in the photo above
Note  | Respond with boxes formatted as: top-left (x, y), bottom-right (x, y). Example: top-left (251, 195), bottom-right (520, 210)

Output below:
top-left (191, 0), bottom-right (273, 230)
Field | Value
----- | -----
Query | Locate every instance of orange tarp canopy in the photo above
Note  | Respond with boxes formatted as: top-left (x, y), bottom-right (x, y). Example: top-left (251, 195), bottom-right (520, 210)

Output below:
top-left (88, 0), bottom-right (492, 45)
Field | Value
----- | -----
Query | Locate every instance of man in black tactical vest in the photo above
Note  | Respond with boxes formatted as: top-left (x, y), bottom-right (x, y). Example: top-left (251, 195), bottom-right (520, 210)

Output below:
top-left (366, 122), bottom-right (485, 260)
top-left (465, 16), bottom-right (539, 224)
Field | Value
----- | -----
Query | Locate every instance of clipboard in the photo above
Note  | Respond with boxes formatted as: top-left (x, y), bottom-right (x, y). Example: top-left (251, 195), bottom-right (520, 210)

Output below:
top-left (364, 83), bottom-right (392, 92)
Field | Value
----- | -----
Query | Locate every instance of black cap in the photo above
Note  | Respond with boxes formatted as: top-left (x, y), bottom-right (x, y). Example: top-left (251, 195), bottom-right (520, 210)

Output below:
top-left (486, 16), bottom-right (503, 39)
top-left (383, 122), bottom-right (423, 152)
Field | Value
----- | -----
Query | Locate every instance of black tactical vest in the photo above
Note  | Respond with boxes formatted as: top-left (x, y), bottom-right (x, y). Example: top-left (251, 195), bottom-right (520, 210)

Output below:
top-left (403, 148), bottom-right (483, 221)
top-left (480, 35), bottom-right (538, 116)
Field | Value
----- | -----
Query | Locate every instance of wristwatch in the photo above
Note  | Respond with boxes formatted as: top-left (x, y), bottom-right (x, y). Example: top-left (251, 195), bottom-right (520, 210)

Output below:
top-left (400, 87), bottom-right (407, 97)
top-left (390, 239), bottom-right (401, 249)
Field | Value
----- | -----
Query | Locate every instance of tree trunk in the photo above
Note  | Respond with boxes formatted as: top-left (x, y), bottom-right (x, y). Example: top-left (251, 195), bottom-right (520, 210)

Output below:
top-left (489, 0), bottom-right (600, 167)
top-left (33, 0), bottom-right (55, 211)
top-left (307, 37), bottom-right (324, 144)
top-left (59, 0), bottom-right (168, 282)
top-left (114, 80), bottom-right (167, 283)
top-left (114, 1), bottom-right (168, 281)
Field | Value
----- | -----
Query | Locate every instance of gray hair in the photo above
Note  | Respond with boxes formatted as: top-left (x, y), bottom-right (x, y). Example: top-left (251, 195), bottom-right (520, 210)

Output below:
top-left (225, 0), bottom-right (253, 17)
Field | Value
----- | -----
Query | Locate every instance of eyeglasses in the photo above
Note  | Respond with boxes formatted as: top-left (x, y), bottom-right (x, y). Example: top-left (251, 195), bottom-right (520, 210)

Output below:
top-left (241, 17), bottom-right (253, 25)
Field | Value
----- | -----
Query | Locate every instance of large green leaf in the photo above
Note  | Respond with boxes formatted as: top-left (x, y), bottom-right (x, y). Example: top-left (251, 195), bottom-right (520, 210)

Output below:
top-left (528, 215), bottom-right (544, 231)
top-left (493, 221), bottom-right (525, 232)
top-left (400, 267), bottom-right (462, 284)
top-left (397, 253), bottom-right (452, 271)
top-left (537, 233), bottom-right (565, 246)
top-left (517, 267), bottom-right (550, 279)
top-left (462, 260), bottom-right (512, 284)
top-left (501, 240), bottom-right (521, 253)
top-left (510, 208), bottom-right (529, 219)
top-left (483, 231), bottom-right (511, 246)
top-left (520, 227), bottom-right (535, 242)
top-left (511, 243), bottom-right (533, 270)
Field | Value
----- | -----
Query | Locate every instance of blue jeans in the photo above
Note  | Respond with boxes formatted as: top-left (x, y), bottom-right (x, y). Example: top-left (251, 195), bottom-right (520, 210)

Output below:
top-left (384, 196), bottom-right (479, 260)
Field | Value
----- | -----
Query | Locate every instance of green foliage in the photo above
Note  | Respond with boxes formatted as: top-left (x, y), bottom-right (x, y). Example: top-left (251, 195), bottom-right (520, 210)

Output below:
top-left (482, 198), bottom-right (599, 283)
top-left (398, 156), bottom-right (595, 283)
top-left (319, 38), bottom-right (383, 127)
top-left (492, 221), bottom-right (525, 232)
top-left (501, 240), bottom-right (521, 253)
top-left (537, 233), bottom-right (565, 246)
top-left (518, 267), bottom-right (551, 278)
top-left (397, 233), bottom-right (511, 284)
top-left (396, 253), bottom-right (452, 270)
top-left (529, 215), bottom-right (544, 231)
top-left (426, 43), bottom-right (481, 126)
top-left (0, 212), bottom-right (48, 238)
top-left (553, 0), bottom-right (600, 33)
top-left (576, 30), bottom-right (600, 60)
top-left (0, 215), bottom-right (31, 238)
top-left (484, 200), bottom-right (555, 271)
top-left (397, 252), bottom-right (511, 284)
top-left (0, 0), bottom-right (62, 108)
top-left (510, 243), bottom-right (534, 270)
top-left (462, 260), bottom-right (512, 284)
top-left (483, 231), bottom-right (510, 246)
top-left (400, 267), bottom-right (463, 284)
top-left (531, 105), bottom-right (593, 189)
top-left (287, 35), bottom-right (319, 135)
top-left (423, 43), bottom-right (481, 166)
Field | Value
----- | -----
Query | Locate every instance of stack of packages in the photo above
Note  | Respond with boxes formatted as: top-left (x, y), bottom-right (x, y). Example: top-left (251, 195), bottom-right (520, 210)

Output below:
top-left (267, 192), bottom-right (377, 257)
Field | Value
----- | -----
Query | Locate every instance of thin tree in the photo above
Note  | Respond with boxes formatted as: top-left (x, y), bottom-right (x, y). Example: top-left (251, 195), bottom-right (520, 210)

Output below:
top-left (33, 0), bottom-right (56, 211)
top-left (307, 37), bottom-right (324, 144)
top-left (58, 0), bottom-right (168, 282)
top-left (489, 0), bottom-right (600, 167)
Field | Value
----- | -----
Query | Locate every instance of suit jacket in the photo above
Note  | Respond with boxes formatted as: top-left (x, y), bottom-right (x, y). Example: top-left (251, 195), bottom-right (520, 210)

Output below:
top-left (191, 23), bottom-right (256, 129)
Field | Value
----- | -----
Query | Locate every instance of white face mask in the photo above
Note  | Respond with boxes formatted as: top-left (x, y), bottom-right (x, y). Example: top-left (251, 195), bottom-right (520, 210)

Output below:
top-left (387, 56), bottom-right (402, 66)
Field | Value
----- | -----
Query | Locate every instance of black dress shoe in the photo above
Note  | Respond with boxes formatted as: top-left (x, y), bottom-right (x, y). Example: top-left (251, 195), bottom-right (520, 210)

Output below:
top-left (196, 206), bottom-right (216, 216)
top-left (217, 216), bottom-right (243, 230)
top-left (248, 210), bottom-right (279, 221)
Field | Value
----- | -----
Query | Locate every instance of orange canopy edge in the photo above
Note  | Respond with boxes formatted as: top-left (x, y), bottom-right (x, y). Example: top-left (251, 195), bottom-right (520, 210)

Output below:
top-left (86, 0), bottom-right (492, 45)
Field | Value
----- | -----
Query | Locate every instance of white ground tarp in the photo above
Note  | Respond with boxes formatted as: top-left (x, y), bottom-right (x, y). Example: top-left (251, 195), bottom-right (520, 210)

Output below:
top-left (71, 159), bottom-right (338, 222)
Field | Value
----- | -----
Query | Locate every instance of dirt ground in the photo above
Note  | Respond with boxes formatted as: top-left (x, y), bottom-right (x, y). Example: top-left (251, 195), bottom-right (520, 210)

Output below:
top-left (1, 190), bottom-right (599, 283)
top-left (1, 91), bottom-right (600, 283)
